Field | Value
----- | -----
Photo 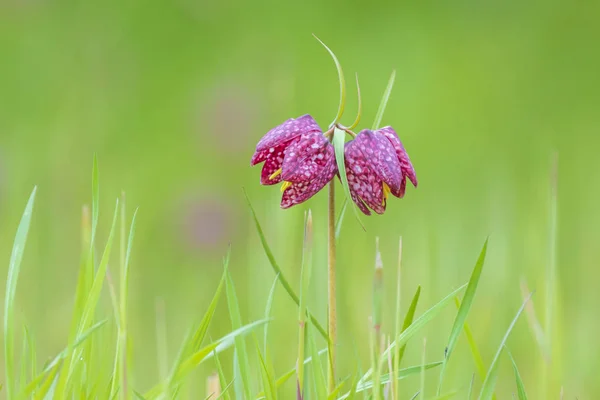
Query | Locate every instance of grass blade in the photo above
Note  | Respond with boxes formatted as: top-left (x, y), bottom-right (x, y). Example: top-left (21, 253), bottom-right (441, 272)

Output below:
top-left (334, 199), bottom-right (348, 242)
top-left (232, 350), bottom-right (243, 400)
top-left (391, 237), bottom-right (404, 400)
top-left (22, 320), bottom-right (107, 396)
top-left (309, 324), bottom-right (327, 399)
top-left (396, 286), bottom-right (421, 368)
top-left (256, 348), bottom-right (329, 398)
top-left (506, 347), bottom-right (528, 400)
top-left (243, 189), bottom-right (329, 341)
top-left (297, 211), bottom-right (314, 397)
top-left (360, 284), bottom-right (466, 385)
top-left (3, 186), bottom-right (37, 400)
top-left (372, 70), bottom-right (396, 130)
top-left (372, 238), bottom-right (384, 400)
top-left (332, 127), bottom-right (365, 230)
top-left (224, 255), bottom-right (252, 400)
top-left (420, 338), bottom-right (427, 399)
top-left (313, 34), bottom-right (346, 125)
top-left (19, 324), bottom-right (29, 392)
top-left (255, 339), bottom-right (276, 400)
top-left (117, 202), bottom-right (138, 399)
top-left (339, 362), bottom-right (443, 399)
top-left (91, 155), bottom-right (100, 245)
top-left (430, 390), bottom-right (459, 400)
top-left (345, 369), bottom-right (359, 400)
top-left (145, 319), bottom-right (270, 398)
top-left (468, 374), bottom-right (475, 400)
top-left (78, 199), bottom-right (120, 332)
top-left (438, 239), bottom-right (488, 394)
top-left (263, 273), bottom-right (279, 355)
top-left (454, 297), bottom-right (487, 387)
top-left (479, 292), bottom-right (533, 400)
top-left (213, 351), bottom-right (230, 400)
top-left (33, 362), bottom-right (61, 400)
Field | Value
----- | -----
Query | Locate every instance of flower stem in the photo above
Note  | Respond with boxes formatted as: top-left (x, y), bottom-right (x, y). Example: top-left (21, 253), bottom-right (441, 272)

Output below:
top-left (327, 180), bottom-right (337, 392)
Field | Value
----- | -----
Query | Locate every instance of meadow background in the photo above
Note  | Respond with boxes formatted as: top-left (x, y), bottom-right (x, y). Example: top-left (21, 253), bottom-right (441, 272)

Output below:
top-left (1, 0), bottom-right (599, 398)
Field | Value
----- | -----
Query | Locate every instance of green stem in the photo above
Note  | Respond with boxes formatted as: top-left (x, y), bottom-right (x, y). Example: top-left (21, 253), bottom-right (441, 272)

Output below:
top-left (327, 180), bottom-right (337, 392)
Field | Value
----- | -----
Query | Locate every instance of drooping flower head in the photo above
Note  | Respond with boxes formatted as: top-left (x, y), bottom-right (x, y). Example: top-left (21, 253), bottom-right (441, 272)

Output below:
top-left (344, 127), bottom-right (417, 215)
top-left (250, 115), bottom-right (337, 209)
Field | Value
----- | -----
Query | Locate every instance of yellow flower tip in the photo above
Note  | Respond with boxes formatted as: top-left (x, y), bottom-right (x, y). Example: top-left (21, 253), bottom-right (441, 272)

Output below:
top-left (281, 181), bottom-right (293, 192)
top-left (269, 168), bottom-right (283, 180)
top-left (382, 182), bottom-right (391, 206)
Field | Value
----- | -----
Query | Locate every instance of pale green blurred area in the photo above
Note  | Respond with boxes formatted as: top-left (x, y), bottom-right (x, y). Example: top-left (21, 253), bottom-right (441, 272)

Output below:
top-left (1, 0), bottom-right (599, 397)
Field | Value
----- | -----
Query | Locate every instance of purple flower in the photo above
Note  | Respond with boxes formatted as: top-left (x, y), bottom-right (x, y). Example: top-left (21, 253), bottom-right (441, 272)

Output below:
top-left (344, 127), bottom-right (417, 215)
top-left (251, 115), bottom-right (337, 208)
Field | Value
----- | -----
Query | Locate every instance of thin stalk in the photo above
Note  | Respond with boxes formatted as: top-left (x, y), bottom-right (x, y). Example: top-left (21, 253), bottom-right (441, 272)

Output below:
top-left (327, 180), bottom-right (337, 392)
top-left (392, 237), bottom-right (403, 400)
top-left (297, 210), bottom-right (313, 398)
top-left (372, 238), bottom-right (384, 400)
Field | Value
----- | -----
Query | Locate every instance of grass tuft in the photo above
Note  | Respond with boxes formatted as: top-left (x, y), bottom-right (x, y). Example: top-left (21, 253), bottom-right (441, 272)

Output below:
top-left (3, 186), bottom-right (37, 400)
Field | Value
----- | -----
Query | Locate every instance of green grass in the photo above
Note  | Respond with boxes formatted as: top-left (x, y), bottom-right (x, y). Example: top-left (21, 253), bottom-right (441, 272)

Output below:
top-left (0, 161), bottom-right (557, 398)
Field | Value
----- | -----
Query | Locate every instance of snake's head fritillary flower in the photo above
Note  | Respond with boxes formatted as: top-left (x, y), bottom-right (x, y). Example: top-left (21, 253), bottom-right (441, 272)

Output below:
top-left (250, 114), bottom-right (322, 185)
top-left (344, 127), bottom-right (417, 215)
top-left (251, 115), bottom-right (337, 209)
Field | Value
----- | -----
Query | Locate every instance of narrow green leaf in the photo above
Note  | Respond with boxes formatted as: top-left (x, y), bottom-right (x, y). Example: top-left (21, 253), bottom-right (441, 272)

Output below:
top-left (372, 238), bottom-right (384, 400)
top-left (91, 155), bottom-right (100, 245)
top-left (372, 70), bottom-right (396, 130)
top-left (163, 267), bottom-right (226, 395)
top-left (255, 339), bottom-right (276, 400)
top-left (134, 390), bottom-right (148, 400)
top-left (263, 273), bottom-right (279, 355)
top-left (396, 285), bottom-right (421, 372)
top-left (392, 237), bottom-right (404, 400)
top-left (4, 187), bottom-right (37, 400)
top-left (190, 269), bottom-right (226, 352)
top-left (213, 350), bottom-right (230, 400)
top-left (348, 73), bottom-right (362, 129)
top-left (430, 390), bottom-right (460, 400)
top-left (78, 198), bottom-right (120, 331)
top-left (256, 347), bottom-right (329, 398)
top-left (345, 369), bottom-right (359, 400)
top-left (334, 199), bottom-right (348, 241)
top-left (327, 376), bottom-right (349, 400)
top-left (298, 210), bottom-right (313, 396)
top-left (467, 374), bottom-right (474, 400)
top-left (145, 319), bottom-right (270, 398)
top-left (22, 320), bottom-right (107, 396)
top-left (455, 297), bottom-right (487, 384)
top-left (420, 338), bottom-right (427, 399)
top-left (360, 284), bottom-right (466, 385)
top-left (332, 127), bottom-right (365, 230)
top-left (25, 324), bottom-right (37, 383)
top-left (309, 324), bottom-right (327, 400)
top-left (339, 362), bottom-right (443, 399)
top-left (19, 324), bottom-right (29, 392)
top-left (225, 264), bottom-right (252, 400)
top-left (215, 380), bottom-right (235, 400)
top-left (479, 292), bottom-right (533, 400)
top-left (438, 239), bottom-right (488, 394)
top-left (118, 206), bottom-right (138, 400)
top-left (232, 350), bottom-right (243, 400)
top-left (313, 34), bottom-right (346, 125)
top-left (243, 189), bottom-right (329, 341)
top-left (506, 348), bottom-right (528, 400)
top-left (33, 361), bottom-right (60, 400)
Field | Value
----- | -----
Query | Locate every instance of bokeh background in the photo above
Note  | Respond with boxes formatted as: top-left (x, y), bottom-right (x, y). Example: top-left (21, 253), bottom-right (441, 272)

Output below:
top-left (1, 0), bottom-right (599, 397)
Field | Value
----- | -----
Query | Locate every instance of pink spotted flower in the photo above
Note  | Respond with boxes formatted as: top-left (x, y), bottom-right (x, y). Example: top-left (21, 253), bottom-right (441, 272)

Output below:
top-left (250, 115), bottom-right (337, 209)
top-left (344, 127), bottom-right (417, 215)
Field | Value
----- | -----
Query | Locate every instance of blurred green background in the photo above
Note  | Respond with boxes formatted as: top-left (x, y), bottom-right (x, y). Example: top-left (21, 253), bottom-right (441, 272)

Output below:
top-left (1, 0), bottom-right (599, 397)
